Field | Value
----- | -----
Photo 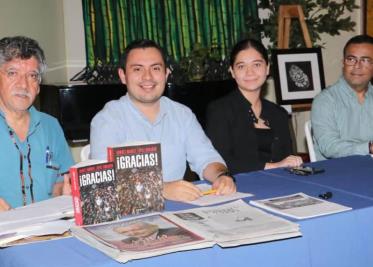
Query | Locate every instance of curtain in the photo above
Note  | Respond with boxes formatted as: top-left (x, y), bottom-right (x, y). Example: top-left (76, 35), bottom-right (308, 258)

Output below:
top-left (82, 0), bottom-right (258, 68)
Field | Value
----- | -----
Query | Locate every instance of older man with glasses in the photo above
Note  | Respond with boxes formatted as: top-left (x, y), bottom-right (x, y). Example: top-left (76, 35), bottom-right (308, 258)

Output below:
top-left (0, 36), bottom-right (74, 211)
top-left (311, 34), bottom-right (373, 160)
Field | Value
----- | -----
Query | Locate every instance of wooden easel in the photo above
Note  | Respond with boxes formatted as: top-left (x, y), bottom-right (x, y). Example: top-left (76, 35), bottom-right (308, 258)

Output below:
top-left (277, 5), bottom-right (312, 155)
top-left (277, 4), bottom-right (312, 111)
top-left (277, 5), bottom-right (312, 49)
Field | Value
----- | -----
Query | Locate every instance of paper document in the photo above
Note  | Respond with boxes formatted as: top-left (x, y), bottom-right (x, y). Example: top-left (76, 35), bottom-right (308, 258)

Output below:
top-left (250, 192), bottom-right (352, 219)
top-left (0, 220), bottom-right (73, 247)
top-left (168, 199), bottom-right (301, 246)
top-left (0, 195), bottom-right (73, 233)
top-left (186, 183), bottom-right (253, 206)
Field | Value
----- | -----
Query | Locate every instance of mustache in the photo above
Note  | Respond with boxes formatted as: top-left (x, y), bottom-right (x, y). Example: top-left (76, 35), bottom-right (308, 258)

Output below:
top-left (11, 89), bottom-right (32, 98)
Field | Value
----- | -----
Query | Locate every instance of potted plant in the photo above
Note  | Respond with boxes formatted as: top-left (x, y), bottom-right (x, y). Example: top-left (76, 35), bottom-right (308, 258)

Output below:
top-left (246, 0), bottom-right (359, 48)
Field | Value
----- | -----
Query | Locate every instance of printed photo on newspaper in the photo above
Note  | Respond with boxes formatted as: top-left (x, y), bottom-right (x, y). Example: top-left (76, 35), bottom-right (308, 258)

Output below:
top-left (83, 214), bottom-right (204, 252)
top-left (250, 192), bottom-right (352, 219)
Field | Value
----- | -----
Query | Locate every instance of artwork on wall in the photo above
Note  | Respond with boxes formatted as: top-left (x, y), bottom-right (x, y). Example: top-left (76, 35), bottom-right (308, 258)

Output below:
top-left (271, 48), bottom-right (325, 105)
top-left (364, 0), bottom-right (373, 36)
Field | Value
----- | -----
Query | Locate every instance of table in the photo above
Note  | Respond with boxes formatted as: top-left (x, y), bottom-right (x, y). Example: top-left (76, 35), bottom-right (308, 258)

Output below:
top-left (1, 155), bottom-right (373, 267)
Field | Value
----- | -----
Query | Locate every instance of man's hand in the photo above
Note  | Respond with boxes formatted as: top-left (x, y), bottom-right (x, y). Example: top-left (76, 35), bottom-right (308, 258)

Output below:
top-left (163, 180), bottom-right (203, 202)
top-left (53, 174), bottom-right (71, 196)
top-left (0, 198), bottom-right (11, 212)
top-left (62, 174), bottom-right (71, 195)
top-left (212, 175), bottom-right (236, 195)
top-left (202, 162), bottom-right (236, 195)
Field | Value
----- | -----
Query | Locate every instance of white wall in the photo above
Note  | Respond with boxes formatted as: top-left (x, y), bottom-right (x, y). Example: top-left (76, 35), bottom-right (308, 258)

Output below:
top-left (61, 0), bottom-right (86, 81)
top-left (0, 0), bottom-right (86, 83)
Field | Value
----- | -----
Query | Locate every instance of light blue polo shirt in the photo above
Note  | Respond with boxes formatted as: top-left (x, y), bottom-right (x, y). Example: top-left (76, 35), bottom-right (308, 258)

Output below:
top-left (90, 94), bottom-right (225, 181)
top-left (0, 106), bottom-right (74, 208)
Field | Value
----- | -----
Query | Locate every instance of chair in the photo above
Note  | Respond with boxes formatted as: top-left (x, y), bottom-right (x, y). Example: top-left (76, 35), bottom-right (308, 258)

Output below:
top-left (304, 121), bottom-right (316, 162)
top-left (80, 144), bottom-right (91, 161)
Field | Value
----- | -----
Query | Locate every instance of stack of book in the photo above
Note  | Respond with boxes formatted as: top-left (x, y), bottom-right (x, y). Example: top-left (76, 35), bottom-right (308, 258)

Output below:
top-left (70, 142), bottom-right (164, 225)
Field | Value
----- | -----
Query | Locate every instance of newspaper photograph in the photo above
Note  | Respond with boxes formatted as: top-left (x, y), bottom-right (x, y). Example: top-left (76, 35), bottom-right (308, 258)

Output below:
top-left (84, 214), bottom-right (204, 252)
top-left (250, 192), bottom-right (352, 219)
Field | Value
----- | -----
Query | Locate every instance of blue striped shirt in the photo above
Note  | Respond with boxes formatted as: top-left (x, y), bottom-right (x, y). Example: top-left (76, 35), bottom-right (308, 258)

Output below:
top-left (311, 77), bottom-right (373, 160)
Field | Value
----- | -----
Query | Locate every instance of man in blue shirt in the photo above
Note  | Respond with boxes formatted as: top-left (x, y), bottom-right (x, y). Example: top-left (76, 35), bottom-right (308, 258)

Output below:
top-left (0, 36), bottom-right (74, 211)
top-left (312, 35), bottom-right (373, 160)
top-left (91, 40), bottom-right (236, 202)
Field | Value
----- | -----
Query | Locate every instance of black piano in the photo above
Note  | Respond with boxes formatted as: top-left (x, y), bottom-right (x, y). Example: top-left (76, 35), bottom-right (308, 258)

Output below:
top-left (39, 80), bottom-right (236, 143)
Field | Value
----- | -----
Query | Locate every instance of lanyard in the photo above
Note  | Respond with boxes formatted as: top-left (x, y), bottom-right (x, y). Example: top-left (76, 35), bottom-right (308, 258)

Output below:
top-left (8, 128), bottom-right (35, 206)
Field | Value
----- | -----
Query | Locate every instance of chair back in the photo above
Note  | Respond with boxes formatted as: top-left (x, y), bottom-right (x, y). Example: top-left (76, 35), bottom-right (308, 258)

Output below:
top-left (304, 121), bottom-right (316, 162)
top-left (80, 144), bottom-right (91, 161)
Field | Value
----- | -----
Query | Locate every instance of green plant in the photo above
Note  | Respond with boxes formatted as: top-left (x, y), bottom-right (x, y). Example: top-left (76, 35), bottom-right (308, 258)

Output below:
top-left (177, 43), bottom-right (229, 82)
top-left (246, 0), bottom-right (359, 48)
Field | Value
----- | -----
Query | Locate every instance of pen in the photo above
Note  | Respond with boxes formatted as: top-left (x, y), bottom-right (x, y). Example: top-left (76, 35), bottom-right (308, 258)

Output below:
top-left (202, 189), bottom-right (217, 195)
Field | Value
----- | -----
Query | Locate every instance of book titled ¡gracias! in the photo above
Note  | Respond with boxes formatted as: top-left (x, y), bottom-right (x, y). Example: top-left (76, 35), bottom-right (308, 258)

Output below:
top-left (107, 142), bottom-right (165, 217)
top-left (70, 160), bottom-right (121, 226)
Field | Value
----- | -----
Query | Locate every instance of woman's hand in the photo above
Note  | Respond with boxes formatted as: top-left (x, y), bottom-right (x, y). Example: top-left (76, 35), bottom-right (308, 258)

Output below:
top-left (265, 155), bottom-right (303, 169)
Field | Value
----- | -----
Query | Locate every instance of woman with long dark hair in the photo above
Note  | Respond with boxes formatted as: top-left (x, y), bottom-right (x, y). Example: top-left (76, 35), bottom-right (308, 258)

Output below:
top-left (206, 38), bottom-right (302, 174)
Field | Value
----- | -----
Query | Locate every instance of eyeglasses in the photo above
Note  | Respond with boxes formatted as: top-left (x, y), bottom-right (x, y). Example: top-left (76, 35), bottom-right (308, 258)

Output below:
top-left (344, 56), bottom-right (373, 67)
top-left (0, 69), bottom-right (41, 83)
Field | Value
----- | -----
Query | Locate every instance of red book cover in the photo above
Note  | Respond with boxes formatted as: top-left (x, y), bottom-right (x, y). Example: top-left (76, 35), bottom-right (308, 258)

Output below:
top-left (107, 143), bottom-right (164, 217)
top-left (70, 160), bottom-right (120, 225)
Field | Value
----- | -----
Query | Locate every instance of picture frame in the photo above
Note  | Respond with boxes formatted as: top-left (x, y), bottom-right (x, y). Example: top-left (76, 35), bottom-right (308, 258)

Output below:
top-left (271, 48), bottom-right (325, 105)
top-left (363, 0), bottom-right (373, 36)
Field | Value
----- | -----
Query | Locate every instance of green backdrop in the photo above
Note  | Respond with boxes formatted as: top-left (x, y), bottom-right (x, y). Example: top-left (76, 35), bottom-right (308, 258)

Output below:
top-left (82, 0), bottom-right (258, 67)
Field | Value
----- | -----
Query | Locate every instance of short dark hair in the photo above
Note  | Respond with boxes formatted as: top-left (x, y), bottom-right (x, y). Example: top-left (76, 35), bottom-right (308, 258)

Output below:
top-left (230, 38), bottom-right (268, 67)
top-left (0, 36), bottom-right (46, 74)
top-left (343, 34), bottom-right (373, 56)
top-left (119, 39), bottom-right (167, 70)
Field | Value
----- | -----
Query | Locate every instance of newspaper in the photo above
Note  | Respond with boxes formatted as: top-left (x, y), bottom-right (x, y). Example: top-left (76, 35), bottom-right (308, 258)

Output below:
top-left (71, 200), bottom-right (301, 263)
top-left (0, 195), bottom-right (74, 246)
top-left (250, 192), bottom-right (352, 219)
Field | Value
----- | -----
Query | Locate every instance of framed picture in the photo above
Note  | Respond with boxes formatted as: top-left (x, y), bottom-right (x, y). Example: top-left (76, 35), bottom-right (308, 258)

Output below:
top-left (363, 0), bottom-right (373, 36)
top-left (271, 48), bottom-right (325, 105)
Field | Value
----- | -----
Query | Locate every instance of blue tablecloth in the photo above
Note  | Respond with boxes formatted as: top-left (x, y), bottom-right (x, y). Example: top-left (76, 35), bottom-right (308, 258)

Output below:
top-left (1, 155), bottom-right (373, 267)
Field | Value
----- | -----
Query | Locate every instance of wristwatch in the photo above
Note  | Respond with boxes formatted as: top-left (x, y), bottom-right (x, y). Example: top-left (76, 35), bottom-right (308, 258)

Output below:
top-left (217, 171), bottom-right (236, 183)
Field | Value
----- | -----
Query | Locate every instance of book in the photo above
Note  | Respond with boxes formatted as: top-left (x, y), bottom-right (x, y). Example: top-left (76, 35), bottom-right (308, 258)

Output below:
top-left (250, 192), bottom-right (352, 219)
top-left (70, 160), bottom-right (121, 225)
top-left (0, 196), bottom-right (74, 247)
top-left (107, 142), bottom-right (164, 217)
top-left (71, 200), bottom-right (301, 263)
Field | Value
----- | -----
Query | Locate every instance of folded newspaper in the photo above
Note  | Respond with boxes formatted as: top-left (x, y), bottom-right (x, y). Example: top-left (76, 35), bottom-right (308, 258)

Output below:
top-left (250, 192), bottom-right (352, 219)
top-left (0, 195), bottom-right (74, 246)
top-left (71, 200), bottom-right (301, 263)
